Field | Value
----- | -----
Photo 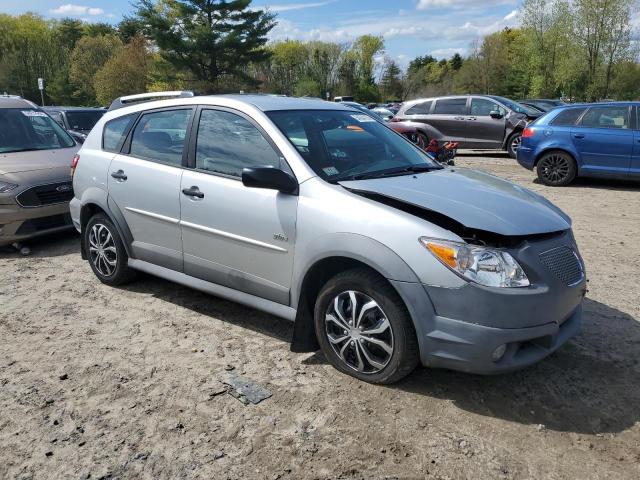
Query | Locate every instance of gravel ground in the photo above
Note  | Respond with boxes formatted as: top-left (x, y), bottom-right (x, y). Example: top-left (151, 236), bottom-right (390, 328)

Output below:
top-left (1, 153), bottom-right (639, 480)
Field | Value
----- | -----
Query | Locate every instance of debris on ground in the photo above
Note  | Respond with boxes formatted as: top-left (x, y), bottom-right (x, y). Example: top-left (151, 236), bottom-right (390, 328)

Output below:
top-left (223, 373), bottom-right (272, 405)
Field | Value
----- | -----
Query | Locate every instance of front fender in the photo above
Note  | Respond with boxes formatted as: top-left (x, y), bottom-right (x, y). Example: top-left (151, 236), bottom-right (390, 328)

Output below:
top-left (291, 232), bottom-right (421, 311)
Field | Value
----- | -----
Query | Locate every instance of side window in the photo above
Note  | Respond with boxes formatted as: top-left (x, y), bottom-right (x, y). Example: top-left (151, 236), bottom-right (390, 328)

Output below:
top-left (405, 101), bottom-right (432, 115)
top-left (129, 109), bottom-right (191, 165)
top-left (470, 98), bottom-right (500, 116)
top-left (550, 107), bottom-right (587, 126)
top-left (580, 106), bottom-right (629, 129)
top-left (103, 114), bottom-right (137, 152)
top-left (195, 109), bottom-right (282, 178)
top-left (433, 98), bottom-right (467, 115)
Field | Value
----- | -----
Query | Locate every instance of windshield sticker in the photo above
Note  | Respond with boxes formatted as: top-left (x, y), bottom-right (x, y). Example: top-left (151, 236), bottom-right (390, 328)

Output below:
top-left (21, 110), bottom-right (47, 117)
top-left (323, 166), bottom-right (339, 176)
top-left (346, 125), bottom-right (365, 132)
top-left (350, 114), bottom-right (375, 123)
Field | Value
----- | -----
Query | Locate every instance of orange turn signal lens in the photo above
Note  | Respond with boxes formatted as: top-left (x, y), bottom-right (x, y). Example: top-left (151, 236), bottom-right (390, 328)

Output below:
top-left (425, 242), bottom-right (457, 269)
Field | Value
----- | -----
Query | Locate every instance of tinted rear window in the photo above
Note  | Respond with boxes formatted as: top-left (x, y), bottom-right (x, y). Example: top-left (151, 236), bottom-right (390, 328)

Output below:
top-left (550, 108), bottom-right (587, 126)
top-left (102, 114), bottom-right (137, 152)
top-left (66, 110), bottom-right (105, 131)
top-left (405, 101), bottom-right (432, 115)
top-left (433, 98), bottom-right (467, 115)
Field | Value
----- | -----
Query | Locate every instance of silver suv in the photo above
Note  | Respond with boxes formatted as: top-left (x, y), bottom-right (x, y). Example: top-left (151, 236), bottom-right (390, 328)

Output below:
top-left (70, 92), bottom-right (586, 384)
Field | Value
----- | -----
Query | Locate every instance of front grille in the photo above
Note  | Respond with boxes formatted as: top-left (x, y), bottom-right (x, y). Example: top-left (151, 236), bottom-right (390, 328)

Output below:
top-left (539, 246), bottom-right (584, 285)
top-left (15, 213), bottom-right (72, 235)
top-left (16, 182), bottom-right (74, 207)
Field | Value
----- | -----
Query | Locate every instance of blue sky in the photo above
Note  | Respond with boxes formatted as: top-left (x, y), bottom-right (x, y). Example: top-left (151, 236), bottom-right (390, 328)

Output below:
top-left (1, 0), bottom-right (522, 66)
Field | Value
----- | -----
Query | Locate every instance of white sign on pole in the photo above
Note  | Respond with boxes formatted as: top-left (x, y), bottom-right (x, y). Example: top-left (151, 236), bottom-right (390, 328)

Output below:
top-left (38, 78), bottom-right (44, 90)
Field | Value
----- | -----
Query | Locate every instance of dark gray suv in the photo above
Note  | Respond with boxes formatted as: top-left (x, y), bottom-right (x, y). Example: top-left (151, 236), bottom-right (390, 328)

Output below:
top-left (394, 95), bottom-right (541, 158)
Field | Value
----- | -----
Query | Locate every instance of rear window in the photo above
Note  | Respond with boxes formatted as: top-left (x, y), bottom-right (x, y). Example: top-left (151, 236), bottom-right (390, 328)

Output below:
top-left (66, 110), bottom-right (105, 131)
top-left (129, 109), bottom-right (192, 166)
top-left (0, 108), bottom-right (74, 153)
top-left (405, 101), bottom-right (432, 115)
top-left (102, 114), bottom-right (137, 152)
top-left (550, 107), bottom-right (587, 126)
top-left (433, 98), bottom-right (467, 115)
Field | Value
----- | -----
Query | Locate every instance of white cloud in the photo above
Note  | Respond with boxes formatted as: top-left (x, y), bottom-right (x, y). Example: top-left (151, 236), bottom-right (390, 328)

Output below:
top-left (49, 4), bottom-right (104, 16)
top-left (264, 1), bottom-right (335, 12)
top-left (504, 9), bottom-right (518, 21)
top-left (417, 0), bottom-right (515, 10)
top-left (431, 47), bottom-right (467, 58)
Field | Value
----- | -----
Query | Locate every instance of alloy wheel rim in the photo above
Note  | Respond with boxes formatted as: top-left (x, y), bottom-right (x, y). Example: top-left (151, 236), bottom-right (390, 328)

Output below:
top-left (540, 155), bottom-right (570, 183)
top-left (88, 223), bottom-right (117, 277)
top-left (325, 290), bottom-right (394, 374)
top-left (511, 135), bottom-right (521, 152)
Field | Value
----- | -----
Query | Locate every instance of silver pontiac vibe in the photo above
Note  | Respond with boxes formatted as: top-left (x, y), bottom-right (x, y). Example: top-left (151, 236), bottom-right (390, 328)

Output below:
top-left (70, 92), bottom-right (586, 384)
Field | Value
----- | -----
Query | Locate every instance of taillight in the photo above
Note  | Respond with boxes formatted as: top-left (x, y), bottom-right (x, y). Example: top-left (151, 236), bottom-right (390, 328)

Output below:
top-left (522, 127), bottom-right (535, 138)
top-left (71, 154), bottom-right (80, 178)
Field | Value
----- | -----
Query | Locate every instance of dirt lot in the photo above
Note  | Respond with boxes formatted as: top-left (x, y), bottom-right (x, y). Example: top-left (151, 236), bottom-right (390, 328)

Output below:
top-left (1, 153), bottom-right (639, 480)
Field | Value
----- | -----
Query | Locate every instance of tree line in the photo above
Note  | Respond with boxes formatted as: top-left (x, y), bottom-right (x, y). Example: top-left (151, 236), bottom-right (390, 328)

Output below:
top-left (0, 0), bottom-right (638, 107)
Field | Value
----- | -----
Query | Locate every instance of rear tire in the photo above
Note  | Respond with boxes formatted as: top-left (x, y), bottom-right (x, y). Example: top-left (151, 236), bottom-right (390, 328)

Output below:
top-left (536, 151), bottom-right (577, 186)
top-left (411, 132), bottom-right (429, 149)
top-left (84, 213), bottom-right (136, 285)
top-left (507, 131), bottom-right (522, 158)
top-left (314, 268), bottom-right (419, 384)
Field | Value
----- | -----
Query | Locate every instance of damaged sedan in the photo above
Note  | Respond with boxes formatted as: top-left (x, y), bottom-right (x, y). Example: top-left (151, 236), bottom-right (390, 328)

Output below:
top-left (71, 94), bottom-right (586, 384)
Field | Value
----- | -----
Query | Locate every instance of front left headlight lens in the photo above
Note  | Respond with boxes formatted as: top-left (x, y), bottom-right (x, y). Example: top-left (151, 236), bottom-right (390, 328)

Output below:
top-left (420, 237), bottom-right (530, 288)
top-left (0, 181), bottom-right (19, 193)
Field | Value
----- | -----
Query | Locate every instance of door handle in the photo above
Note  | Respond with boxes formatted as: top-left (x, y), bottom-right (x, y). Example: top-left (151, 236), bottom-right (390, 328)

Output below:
top-left (573, 133), bottom-right (585, 139)
top-left (182, 186), bottom-right (204, 199)
top-left (454, 116), bottom-right (465, 120)
top-left (467, 117), bottom-right (477, 121)
top-left (111, 170), bottom-right (127, 181)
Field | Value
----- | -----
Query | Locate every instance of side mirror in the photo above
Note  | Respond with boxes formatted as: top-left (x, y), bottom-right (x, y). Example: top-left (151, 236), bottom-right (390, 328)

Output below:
top-left (489, 110), bottom-right (503, 119)
top-left (242, 167), bottom-right (298, 195)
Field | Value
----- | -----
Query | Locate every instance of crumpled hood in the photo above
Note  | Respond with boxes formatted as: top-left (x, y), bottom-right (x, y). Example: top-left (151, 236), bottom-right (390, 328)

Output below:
top-left (340, 168), bottom-right (571, 236)
top-left (0, 146), bottom-right (78, 175)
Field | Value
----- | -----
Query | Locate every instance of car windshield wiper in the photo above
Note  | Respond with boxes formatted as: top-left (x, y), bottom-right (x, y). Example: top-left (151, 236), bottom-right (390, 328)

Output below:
top-left (350, 164), bottom-right (442, 181)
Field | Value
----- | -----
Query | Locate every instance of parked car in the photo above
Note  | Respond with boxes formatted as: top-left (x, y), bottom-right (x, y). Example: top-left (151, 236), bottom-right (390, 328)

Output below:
top-left (0, 96), bottom-right (79, 248)
top-left (71, 92), bottom-right (586, 384)
top-left (371, 107), bottom-right (395, 121)
top-left (518, 99), bottom-right (565, 112)
top-left (394, 95), bottom-right (541, 158)
top-left (43, 106), bottom-right (106, 144)
top-left (343, 101), bottom-right (429, 148)
top-left (517, 102), bottom-right (640, 186)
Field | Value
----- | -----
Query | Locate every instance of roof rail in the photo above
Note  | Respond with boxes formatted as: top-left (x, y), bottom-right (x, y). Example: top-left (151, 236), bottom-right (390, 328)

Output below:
top-left (108, 91), bottom-right (196, 111)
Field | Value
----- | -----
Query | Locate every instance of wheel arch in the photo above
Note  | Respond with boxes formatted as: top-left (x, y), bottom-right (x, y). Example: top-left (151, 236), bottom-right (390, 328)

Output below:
top-left (79, 198), bottom-right (134, 260)
top-left (289, 233), bottom-right (423, 353)
top-left (533, 147), bottom-right (579, 169)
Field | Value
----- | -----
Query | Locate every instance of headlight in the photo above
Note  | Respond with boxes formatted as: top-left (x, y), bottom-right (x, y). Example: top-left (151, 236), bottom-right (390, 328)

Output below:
top-left (0, 181), bottom-right (19, 193)
top-left (419, 237), bottom-right (530, 288)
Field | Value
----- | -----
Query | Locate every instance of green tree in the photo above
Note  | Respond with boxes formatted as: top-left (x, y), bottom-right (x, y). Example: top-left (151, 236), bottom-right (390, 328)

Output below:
top-left (351, 35), bottom-right (384, 85)
top-left (450, 53), bottom-right (463, 71)
top-left (380, 59), bottom-right (402, 100)
top-left (69, 34), bottom-right (123, 104)
top-left (137, 0), bottom-right (275, 92)
top-left (117, 16), bottom-right (146, 44)
top-left (268, 40), bottom-right (309, 95)
top-left (95, 35), bottom-right (151, 105)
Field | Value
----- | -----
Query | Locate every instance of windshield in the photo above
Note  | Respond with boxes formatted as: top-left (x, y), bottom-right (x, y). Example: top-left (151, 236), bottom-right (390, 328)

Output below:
top-left (490, 96), bottom-right (538, 116)
top-left (65, 110), bottom-right (105, 131)
top-left (0, 109), bottom-right (75, 153)
top-left (267, 109), bottom-right (440, 182)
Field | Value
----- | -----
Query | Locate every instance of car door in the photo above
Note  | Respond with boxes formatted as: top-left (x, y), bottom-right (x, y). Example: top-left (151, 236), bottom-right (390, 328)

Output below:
top-left (426, 97), bottom-right (469, 143)
top-left (571, 105), bottom-right (633, 175)
top-left (632, 105), bottom-right (640, 176)
top-left (179, 107), bottom-right (298, 305)
top-left (467, 97), bottom-right (506, 149)
top-left (108, 107), bottom-right (194, 272)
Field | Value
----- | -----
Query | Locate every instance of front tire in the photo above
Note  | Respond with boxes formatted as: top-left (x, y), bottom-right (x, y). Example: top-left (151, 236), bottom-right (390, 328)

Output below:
top-left (314, 268), bottom-right (419, 384)
top-left (84, 213), bottom-right (135, 285)
top-left (507, 131), bottom-right (522, 158)
top-left (536, 151), bottom-right (577, 186)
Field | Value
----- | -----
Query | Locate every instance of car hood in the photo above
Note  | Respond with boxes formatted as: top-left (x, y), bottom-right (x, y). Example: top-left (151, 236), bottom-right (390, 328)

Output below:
top-left (339, 168), bottom-right (571, 236)
top-left (0, 146), bottom-right (79, 175)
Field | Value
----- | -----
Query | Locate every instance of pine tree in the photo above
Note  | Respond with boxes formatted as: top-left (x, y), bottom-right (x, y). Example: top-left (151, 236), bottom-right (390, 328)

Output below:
top-left (136, 0), bottom-right (275, 92)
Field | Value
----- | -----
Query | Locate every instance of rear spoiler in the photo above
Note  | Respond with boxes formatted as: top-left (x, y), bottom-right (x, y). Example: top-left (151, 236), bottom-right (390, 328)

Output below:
top-left (108, 91), bottom-right (196, 111)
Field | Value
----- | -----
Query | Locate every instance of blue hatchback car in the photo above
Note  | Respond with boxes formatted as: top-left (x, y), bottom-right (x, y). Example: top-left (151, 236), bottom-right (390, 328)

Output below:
top-left (517, 102), bottom-right (640, 186)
